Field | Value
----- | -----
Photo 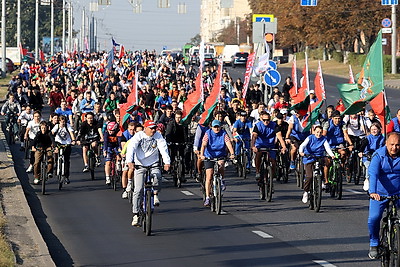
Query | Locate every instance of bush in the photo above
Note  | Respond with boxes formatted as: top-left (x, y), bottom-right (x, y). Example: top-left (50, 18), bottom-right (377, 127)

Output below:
top-left (309, 47), bottom-right (324, 60)
top-left (295, 52), bottom-right (305, 60)
top-left (383, 55), bottom-right (392, 73)
top-left (331, 51), bottom-right (344, 63)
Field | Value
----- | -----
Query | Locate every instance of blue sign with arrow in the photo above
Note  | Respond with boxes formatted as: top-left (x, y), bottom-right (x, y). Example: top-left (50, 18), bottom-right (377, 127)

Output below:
top-left (268, 60), bottom-right (277, 70)
top-left (264, 69), bottom-right (281, 87)
top-left (382, 0), bottom-right (398, 5)
top-left (301, 0), bottom-right (317, 6)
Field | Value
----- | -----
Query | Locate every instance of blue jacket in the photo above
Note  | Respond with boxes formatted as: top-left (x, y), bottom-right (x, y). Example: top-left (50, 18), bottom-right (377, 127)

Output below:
top-left (233, 119), bottom-right (252, 139)
top-left (369, 146), bottom-right (400, 196)
top-left (363, 134), bottom-right (385, 162)
top-left (204, 129), bottom-right (227, 158)
top-left (290, 115), bottom-right (309, 141)
top-left (326, 119), bottom-right (344, 146)
top-left (254, 121), bottom-right (276, 148)
top-left (392, 117), bottom-right (400, 133)
top-left (302, 135), bottom-right (328, 164)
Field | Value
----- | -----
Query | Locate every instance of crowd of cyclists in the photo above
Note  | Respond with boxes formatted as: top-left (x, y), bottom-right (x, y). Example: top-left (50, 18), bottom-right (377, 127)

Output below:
top-left (1, 49), bottom-right (399, 247)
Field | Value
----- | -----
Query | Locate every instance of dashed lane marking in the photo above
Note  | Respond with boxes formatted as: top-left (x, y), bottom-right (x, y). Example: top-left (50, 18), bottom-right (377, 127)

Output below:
top-left (312, 260), bottom-right (337, 267)
top-left (252, 230), bottom-right (273, 239)
top-left (181, 190), bottom-right (194, 196)
top-left (345, 189), bottom-right (364, 195)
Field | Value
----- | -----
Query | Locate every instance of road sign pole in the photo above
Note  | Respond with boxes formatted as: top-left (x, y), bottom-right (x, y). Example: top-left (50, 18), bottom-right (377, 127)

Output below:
top-left (392, 4), bottom-right (397, 74)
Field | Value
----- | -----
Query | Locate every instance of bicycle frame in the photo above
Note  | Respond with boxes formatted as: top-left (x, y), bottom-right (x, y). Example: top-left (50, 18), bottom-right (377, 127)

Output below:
top-left (258, 148), bottom-right (276, 202)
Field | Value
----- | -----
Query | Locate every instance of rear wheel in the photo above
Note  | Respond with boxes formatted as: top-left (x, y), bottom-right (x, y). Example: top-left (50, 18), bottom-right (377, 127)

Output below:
top-left (145, 190), bottom-right (152, 236)
top-left (266, 166), bottom-right (273, 202)
top-left (41, 161), bottom-right (46, 195)
top-left (336, 166), bottom-right (343, 200)
top-left (58, 157), bottom-right (64, 190)
top-left (354, 156), bottom-right (361, 185)
top-left (314, 173), bottom-right (322, 212)
top-left (24, 139), bottom-right (30, 159)
top-left (177, 161), bottom-right (183, 188)
top-left (390, 224), bottom-right (400, 266)
top-left (215, 176), bottom-right (222, 215)
top-left (237, 155), bottom-right (243, 177)
top-left (88, 151), bottom-right (95, 180)
top-left (259, 160), bottom-right (266, 200)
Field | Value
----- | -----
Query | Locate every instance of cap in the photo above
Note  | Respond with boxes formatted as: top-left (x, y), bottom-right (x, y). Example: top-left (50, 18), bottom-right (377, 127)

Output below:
top-left (309, 90), bottom-right (315, 94)
top-left (239, 111), bottom-right (247, 116)
top-left (144, 120), bottom-right (157, 128)
top-left (211, 120), bottom-right (221, 127)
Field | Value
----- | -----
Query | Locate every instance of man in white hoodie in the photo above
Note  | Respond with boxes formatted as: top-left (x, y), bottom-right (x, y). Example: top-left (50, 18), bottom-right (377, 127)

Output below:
top-left (126, 120), bottom-right (170, 226)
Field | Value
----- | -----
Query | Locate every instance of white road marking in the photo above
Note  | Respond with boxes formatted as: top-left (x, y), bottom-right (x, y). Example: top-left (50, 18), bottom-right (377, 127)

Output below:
top-left (312, 260), bottom-right (337, 267)
top-left (220, 210), bottom-right (228, 215)
top-left (181, 190), bottom-right (194, 196)
top-left (345, 189), bottom-right (364, 195)
top-left (252, 230), bottom-right (273, 239)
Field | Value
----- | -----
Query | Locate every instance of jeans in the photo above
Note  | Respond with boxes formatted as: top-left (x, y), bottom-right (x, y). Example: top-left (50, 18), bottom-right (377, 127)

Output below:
top-left (132, 165), bottom-right (161, 214)
top-left (33, 147), bottom-right (54, 179)
top-left (235, 138), bottom-right (251, 169)
top-left (5, 114), bottom-right (18, 136)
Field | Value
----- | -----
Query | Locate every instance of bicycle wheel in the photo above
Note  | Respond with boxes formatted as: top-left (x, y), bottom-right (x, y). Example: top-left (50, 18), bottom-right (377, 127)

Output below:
top-left (314, 173), bottom-right (322, 212)
top-left (242, 152), bottom-right (247, 180)
top-left (24, 139), bottom-right (30, 159)
top-left (237, 154), bottom-right (243, 177)
top-left (58, 157), bottom-right (64, 190)
top-left (390, 224), bottom-right (400, 266)
top-left (41, 160), bottom-right (46, 195)
top-left (346, 156), bottom-right (353, 183)
top-left (215, 176), bottom-right (222, 215)
top-left (200, 171), bottom-right (206, 201)
top-left (299, 161), bottom-right (304, 189)
top-left (380, 222), bottom-right (390, 267)
top-left (266, 166), bottom-right (273, 202)
top-left (336, 166), bottom-right (343, 200)
top-left (177, 161), bottom-right (183, 188)
top-left (281, 153), bottom-right (289, 184)
top-left (88, 151), bottom-right (95, 180)
top-left (259, 160), bottom-right (266, 200)
top-left (145, 190), bottom-right (152, 236)
top-left (295, 157), bottom-right (301, 187)
top-left (354, 156), bottom-right (361, 185)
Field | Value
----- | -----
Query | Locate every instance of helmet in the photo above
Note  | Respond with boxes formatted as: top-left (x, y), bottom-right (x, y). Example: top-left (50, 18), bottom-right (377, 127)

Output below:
top-left (156, 123), bottom-right (165, 133)
top-left (107, 121), bottom-right (119, 132)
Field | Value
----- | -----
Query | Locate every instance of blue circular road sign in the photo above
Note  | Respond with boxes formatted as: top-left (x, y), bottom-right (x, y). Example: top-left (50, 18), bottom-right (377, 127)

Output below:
top-left (268, 60), bottom-right (277, 70)
top-left (382, 18), bottom-right (392, 28)
top-left (264, 69), bottom-right (281, 87)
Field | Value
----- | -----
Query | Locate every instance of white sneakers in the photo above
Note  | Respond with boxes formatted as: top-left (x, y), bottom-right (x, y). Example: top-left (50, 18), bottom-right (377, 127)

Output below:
top-left (131, 215), bottom-right (140, 226)
top-left (126, 180), bottom-right (132, 192)
top-left (363, 178), bottom-right (369, 192)
top-left (122, 191), bottom-right (128, 199)
top-left (33, 178), bottom-right (40, 184)
top-left (26, 165), bottom-right (33, 173)
top-left (105, 177), bottom-right (111, 185)
top-left (302, 192), bottom-right (308, 204)
top-left (154, 195), bottom-right (160, 206)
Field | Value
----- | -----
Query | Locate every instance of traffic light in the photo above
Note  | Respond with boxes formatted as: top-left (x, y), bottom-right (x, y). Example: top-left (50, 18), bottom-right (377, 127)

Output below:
top-left (264, 33), bottom-right (274, 43)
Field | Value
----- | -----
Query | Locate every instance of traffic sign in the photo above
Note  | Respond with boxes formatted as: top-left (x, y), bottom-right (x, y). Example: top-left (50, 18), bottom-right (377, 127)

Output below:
top-left (382, 18), bottom-right (392, 28)
top-left (383, 28), bottom-right (392, 34)
top-left (252, 14), bottom-right (274, 22)
top-left (264, 69), bottom-right (281, 87)
top-left (301, 0), bottom-right (317, 6)
top-left (268, 60), bottom-right (277, 70)
top-left (382, 38), bottom-right (388, 45)
top-left (382, 0), bottom-right (398, 5)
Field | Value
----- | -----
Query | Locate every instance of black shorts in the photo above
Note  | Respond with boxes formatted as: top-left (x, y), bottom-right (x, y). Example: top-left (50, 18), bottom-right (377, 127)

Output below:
top-left (204, 159), bottom-right (224, 170)
top-left (290, 136), bottom-right (301, 148)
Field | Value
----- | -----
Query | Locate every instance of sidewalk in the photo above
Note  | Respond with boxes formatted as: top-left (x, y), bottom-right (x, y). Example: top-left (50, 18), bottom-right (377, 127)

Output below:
top-left (0, 129), bottom-right (55, 266)
top-left (385, 79), bottom-right (400, 89)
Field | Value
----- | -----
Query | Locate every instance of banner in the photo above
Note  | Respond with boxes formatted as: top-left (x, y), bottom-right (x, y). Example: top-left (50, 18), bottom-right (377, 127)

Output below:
top-left (242, 52), bottom-right (256, 99)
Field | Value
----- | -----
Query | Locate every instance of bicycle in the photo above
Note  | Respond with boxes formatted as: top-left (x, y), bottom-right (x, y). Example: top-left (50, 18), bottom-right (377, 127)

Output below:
top-left (5, 112), bottom-right (18, 145)
top-left (109, 150), bottom-right (122, 191)
top-left (235, 135), bottom-right (250, 179)
top-left (304, 154), bottom-right (325, 212)
top-left (87, 143), bottom-right (97, 180)
top-left (169, 143), bottom-right (186, 188)
top-left (135, 165), bottom-right (158, 236)
top-left (206, 157), bottom-right (226, 215)
top-left (328, 149), bottom-right (343, 200)
top-left (276, 148), bottom-right (289, 184)
top-left (374, 195), bottom-right (400, 266)
top-left (55, 144), bottom-right (70, 190)
top-left (295, 151), bottom-right (305, 189)
top-left (347, 143), bottom-right (363, 185)
top-left (258, 148), bottom-right (276, 202)
top-left (37, 148), bottom-right (49, 195)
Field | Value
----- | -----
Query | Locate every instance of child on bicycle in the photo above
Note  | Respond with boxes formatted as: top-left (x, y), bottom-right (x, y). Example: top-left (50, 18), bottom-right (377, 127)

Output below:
top-left (232, 111), bottom-right (252, 172)
top-left (32, 121), bottom-right (54, 185)
top-left (299, 125), bottom-right (335, 204)
top-left (104, 121), bottom-right (121, 185)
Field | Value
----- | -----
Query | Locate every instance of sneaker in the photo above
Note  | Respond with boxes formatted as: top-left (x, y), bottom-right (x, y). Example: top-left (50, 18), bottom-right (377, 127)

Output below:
top-left (126, 181), bottom-right (132, 192)
top-left (204, 197), bottom-right (210, 207)
top-left (82, 166), bottom-right (89, 173)
top-left (26, 165), bottom-right (33, 173)
top-left (221, 180), bottom-right (226, 191)
top-left (154, 195), bottom-right (160, 206)
top-left (33, 178), bottom-right (40, 184)
top-left (322, 183), bottom-right (327, 190)
top-left (47, 173), bottom-right (53, 179)
top-left (368, 246), bottom-right (378, 259)
top-left (255, 173), bottom-right (261, 180)
top-left (105, 177), bottom-right (111, 185)
top-left (96, 157), bottom-right (101, 167)
top-left (64, 177), bottom-right (70, 184)
top-left (122, 191), bottom-right (128, 199)
top-left (290, 161), bottom-right (295, 170)
top-left (363, 178), bottom-right (370, 192)
top-left (131, 215), bottom-right (140, 227)
top-left (302, 192), bottom-right (308, 204)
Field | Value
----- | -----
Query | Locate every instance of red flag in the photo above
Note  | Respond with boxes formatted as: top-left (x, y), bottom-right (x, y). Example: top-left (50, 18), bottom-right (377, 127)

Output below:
top-left (348, 65), bottom-right (355, 84)
top-left (292, 56), bottom-right (298, 94)
top-left (119, 45), bottom-right (125, 59)
top-left (370, 91), bottom-right (391, 133)
top-left (39, 49), bottom-right (45, 62)
top-left (199, 60), bottom-right (223, 125)
top-left (242, 52), bottom-right (256, 99)
top-left (290, 64), bottom-right (308, 104)
top-left (314, 61), bottom-right (326, 103)
top-left (182, 73), bottom-right (202, 117)
top-left (127, 66), bottom-right (138, 105)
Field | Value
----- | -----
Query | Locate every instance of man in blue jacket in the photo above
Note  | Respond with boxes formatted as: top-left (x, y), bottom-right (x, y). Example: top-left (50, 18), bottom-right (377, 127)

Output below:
top-left (368, 132), bottom-right (400, 259)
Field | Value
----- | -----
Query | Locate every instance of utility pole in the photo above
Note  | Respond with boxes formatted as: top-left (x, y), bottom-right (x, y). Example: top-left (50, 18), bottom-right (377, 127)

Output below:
top-left (68, 2), bottom-right (72, 52)
top-left (1, 0), bottom-right (5, 77)
top-left (50, 0), bottom-right (54, 56)
top-left (81, 8), bottom-right (85, 52)
top-left (62, 0), bottom-right (65, 53)
top-left (17, 0), bottom-right (20, 50)
top-left (35, 0), bottom-right (39, 61)
top-left (392, 4), bottom-right (397, 74)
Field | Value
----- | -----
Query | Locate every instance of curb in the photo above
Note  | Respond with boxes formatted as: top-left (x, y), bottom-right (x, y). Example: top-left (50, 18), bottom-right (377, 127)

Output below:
top-left (0, 129), bottom-right (55, 266)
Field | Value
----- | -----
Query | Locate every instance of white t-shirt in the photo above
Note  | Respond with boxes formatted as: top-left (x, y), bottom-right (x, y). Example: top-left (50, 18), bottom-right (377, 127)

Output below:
top-left (18, 111), bottom-right (33, 127)
top-left (27, 120), bottom-right (41, 140)
top-left (52, 124), bottom-right (74, 144)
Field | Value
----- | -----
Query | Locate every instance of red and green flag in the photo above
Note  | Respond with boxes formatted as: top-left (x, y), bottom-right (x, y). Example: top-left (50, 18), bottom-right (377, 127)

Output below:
top-left (337, 30), bottom-right (384, 115)
top-left (181, 72), bottom-right (203, 125)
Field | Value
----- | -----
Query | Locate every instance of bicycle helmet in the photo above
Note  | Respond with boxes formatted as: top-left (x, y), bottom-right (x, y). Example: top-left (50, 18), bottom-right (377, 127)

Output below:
top-left (107, 121), bottom-right (119, 132)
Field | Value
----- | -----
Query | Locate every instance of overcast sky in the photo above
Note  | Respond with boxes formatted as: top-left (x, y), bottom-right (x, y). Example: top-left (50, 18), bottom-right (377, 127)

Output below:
top-left (73, 0), bottom-right (200, 52)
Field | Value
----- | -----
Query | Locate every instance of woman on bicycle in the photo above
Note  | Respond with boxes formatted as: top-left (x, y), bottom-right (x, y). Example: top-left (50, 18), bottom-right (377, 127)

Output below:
top-left (32, 121), bottom-right (54, 184)
top-left (299, 125), bottom-right (335, 204)
top-left (358, 122), bottom-right (385, 191)
top-left (51, 115), bottom-right (76, 184)
top-left (25, 111), bottom-right (43, 173)
top-left (103, 121), bottom-right (121, 185)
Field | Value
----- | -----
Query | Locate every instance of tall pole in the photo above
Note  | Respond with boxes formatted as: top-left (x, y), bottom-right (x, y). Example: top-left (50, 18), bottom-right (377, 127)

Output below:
top-left (35, 0), bottom-right (39, 61)
top-left (94, 18), bottom-right (97, 52)
top-left (1, 0), bottom-right (6, 77)
top-left (50, 0), bottom-right (54, 56)
top-left (68, 2), bottom-right (72, 52)
top-left (62, 0), bottom-right (65, 53)
top-left (17, 0), bottom-right (20, 50)
top-left (81, 8), bottom-right (85, 52)
top-left (392, 4), bottom-right (397, 74)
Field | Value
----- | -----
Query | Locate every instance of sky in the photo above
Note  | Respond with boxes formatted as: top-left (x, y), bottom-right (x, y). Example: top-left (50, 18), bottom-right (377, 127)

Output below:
top-left (72, 0), bottom-right (200, 52)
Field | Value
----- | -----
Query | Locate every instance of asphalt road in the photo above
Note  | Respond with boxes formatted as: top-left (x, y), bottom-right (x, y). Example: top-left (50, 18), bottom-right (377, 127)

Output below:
top-left (11, 66), bottom-right (395, 267)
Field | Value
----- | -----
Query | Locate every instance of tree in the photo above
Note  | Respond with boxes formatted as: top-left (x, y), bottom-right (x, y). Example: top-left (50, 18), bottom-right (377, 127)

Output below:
top-left (187, 34), bottom-right (201, 46)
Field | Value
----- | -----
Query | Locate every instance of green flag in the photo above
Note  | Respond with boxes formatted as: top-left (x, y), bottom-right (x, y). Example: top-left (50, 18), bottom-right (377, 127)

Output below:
top-left (337, 30), bottom-right (384, 115)
top-left (289, 95), bottom-right (310, 116)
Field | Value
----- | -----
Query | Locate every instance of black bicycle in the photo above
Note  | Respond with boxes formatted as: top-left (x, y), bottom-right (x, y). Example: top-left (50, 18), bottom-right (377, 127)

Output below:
top-left (276, 148), bottom-right (289, 184)
top-left (55, 144), bottom-right (70, 190)
top-left (235, 135), bottom-right (250, 179)
top-left (374, 195), bottom-right (400, 267)
top-left (347, 144), bottom-right (363, 185)
top-left (206, 157), bottom-right (226, 215)
top-left (87, 143), bottom-right (97, 180)
top-left (304, 154), bottom-right (325, 212)
top-left (258, 148), bottom-right (276, 202)
top-left (295, 151), bottom-right (305, 189)
top-left (169, 143), bottom-right (186, 188)
top-left (37, 148), bottom-right (49, 195)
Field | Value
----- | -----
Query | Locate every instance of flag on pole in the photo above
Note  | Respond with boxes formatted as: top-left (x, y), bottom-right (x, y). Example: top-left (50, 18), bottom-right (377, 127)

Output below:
top-left (338, 30), bottom-right (384, 115)
top-left (242, 52), bottom-right (256, 99)
top-left (290, 63), bottom-right (308, 104)
top-left (119, 45), bottom-right (125, 59)
top-left (127, 66), bottom-right (139, 105)
top-left (254, 42), bottom-right (270, 76)
top-left (112, 37), bottom-right (120, 47)
top-left (369, 90), bottom-right (391, 132)
top-left (348, 65), bottom-right (355, 84)
top-left (181, 73), bottom-right (203, 124)
top-left (39, 49), bottom-right (45, 62)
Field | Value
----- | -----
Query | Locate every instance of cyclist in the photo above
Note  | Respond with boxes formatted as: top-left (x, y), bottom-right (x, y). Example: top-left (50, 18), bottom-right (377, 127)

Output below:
top-left (200, 119), bottom-right (235, 207)
top-left (24, 111), bottom-right (43, 173)
top-left (17, 105), bottom-right (33, 151)
top-left (299, 125), bottom-right (335, 204)
top-left (51, 115), bottom-right (76, 184)
top-left (32, 121), bottom-right (54, 184)
top-left (120, 122), bottom-right (136, 199)
top-left (55, 99), bottom-right (73, 125)
top-left (251, 111), bottom-right (287, 181)
top-left (367, 132), bottom-right (400, 259)
top-left (1, 93), bottom-right (21, 138)
top-left (102, 91), bottom-right (119, 113)
top-left (285, 110), bottom-right (310, 170)
top-left (193, 123), bottom-right (208, 180)
top-left (126, 120), bottom-right (170, 227)
top-left (80, 91), bottom-right (96, 114)
top-left (387, 108), bottom-right (400, 133)
top-left (232, 111), bottom-right (252, 172)
top-left (103, 121), bottom-right (121, 185)
top-left (358, 122), bottom-right (385, 191)
top-left (76, 112), bottom-right (104, 172)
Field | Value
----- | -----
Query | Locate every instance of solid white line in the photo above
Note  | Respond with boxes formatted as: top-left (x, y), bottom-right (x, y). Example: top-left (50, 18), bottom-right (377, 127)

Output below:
top-left (312, 260), bottom-right (337, 267)
top-left (181, 190), bottom-right (194, 196)
top-left (345, 189), bottom-right (364, 195)
top-left (252, 230), bottom-right (273, 239)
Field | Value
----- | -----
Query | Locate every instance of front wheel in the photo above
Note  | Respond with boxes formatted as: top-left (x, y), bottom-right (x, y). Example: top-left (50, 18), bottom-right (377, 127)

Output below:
top-left (313, 174), bottom-right (322, 212)
top-left (380, 222), bottom-right (390, 267)
top-left (266, 166), bottom-right (273, 202)
top-left (242, 152), bottom-right (247, 180)
top-left (336, 166), bottom-right (343, 200)
top-left (145, 190), bottom-right (152, 236)
top-left (390, 224), bottom-right (400, 266)
top-left (215, 176), bottom-right (222, 215)
top-left (41, 161), bottom-right (46, 195)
